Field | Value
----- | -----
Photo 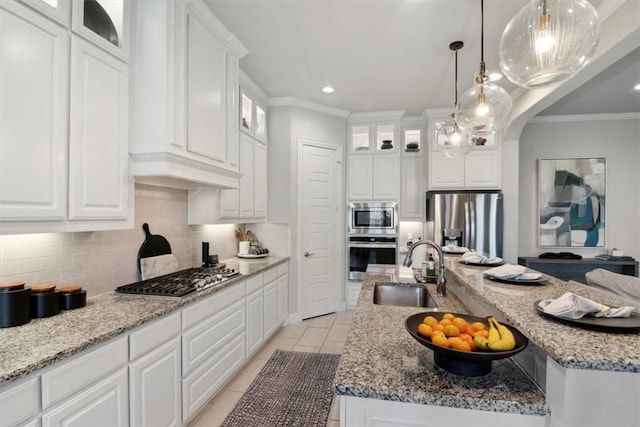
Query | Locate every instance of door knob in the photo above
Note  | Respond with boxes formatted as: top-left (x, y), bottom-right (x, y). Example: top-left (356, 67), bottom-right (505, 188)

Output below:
top-left (304, 251), bottom-right (315, 257)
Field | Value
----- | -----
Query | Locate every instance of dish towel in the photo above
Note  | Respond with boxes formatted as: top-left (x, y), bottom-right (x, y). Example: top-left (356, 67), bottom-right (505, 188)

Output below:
top-left (485, 264), bottom-right (542, 280)
top-left (140, 254), bottom-right (179, 280)
top-left (460, 251), bottom-right (503, 265)
top-left (538, 292), bottom-right (635, 319)
top-left (442, 245), bottom-right (469, 253)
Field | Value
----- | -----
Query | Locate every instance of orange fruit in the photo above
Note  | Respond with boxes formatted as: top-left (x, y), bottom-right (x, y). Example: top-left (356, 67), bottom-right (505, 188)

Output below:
top-left (452, 318), bottom-right (469, 334)
top-left (442, 313), bottom-right (455, 321)
top-left (443, 324), bottom-right (460, 337)
top-left (417, 323), bottom-right (433, 338)
top-left (473, 329), bottom-right (489, 339)
top-left (439, 318), bottom-right (453, 327)
top-left (431, 324), bottom-right (445, 333)
top-left (449, 339), bottom-right (471, 352)
top-left (423, 315), bottom-right (438, 326)
top-left (470, 321), bottom-right (487, 332)
top-left (431, 334), bottom-right (449, 347)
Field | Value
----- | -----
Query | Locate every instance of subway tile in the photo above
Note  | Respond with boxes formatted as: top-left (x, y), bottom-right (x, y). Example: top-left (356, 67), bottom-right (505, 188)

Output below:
top-left (20, 258), bottom-right (48, 274)
top-left (0, 260), bottom-right (21, 276)
top-left (60, 265), bottom-right (84, 280)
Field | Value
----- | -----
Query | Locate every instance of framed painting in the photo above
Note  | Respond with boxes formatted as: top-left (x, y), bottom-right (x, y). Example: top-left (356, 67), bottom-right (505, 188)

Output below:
top-left (538, 158), bottom-right (606, 248)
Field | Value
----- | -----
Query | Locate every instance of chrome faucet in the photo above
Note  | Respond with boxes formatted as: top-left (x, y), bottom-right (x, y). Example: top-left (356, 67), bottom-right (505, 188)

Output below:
top-left (402, 240), bottom-right (447, 297)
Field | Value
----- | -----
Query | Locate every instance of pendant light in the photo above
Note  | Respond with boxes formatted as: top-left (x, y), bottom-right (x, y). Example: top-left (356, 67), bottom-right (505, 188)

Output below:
top-left (459, 0), bottom-right (512, 137)
top-left (499, 0), bottom-right (599, 88)
top-left (435, 41), bottom-right (472, 158)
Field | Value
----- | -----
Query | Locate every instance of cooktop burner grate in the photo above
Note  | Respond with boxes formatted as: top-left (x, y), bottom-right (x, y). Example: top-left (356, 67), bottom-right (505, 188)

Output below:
top-left (115, 266), bottom-right (240, 298)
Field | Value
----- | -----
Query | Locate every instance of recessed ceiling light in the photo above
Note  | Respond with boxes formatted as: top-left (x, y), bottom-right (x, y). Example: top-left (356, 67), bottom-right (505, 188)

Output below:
top-left (634, 83), bottom-right (640, 91)
top-left (322, 86), bottom-right (335, 94)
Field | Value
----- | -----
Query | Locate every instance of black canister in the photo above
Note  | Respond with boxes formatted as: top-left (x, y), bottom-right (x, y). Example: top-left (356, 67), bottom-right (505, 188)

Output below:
top-left (30, 284), bottom-right (61, 318)
top-left (59, 286), bottom-right (87, 310)
top-left (202, 241), bottom-right (210, 268)
top-left (0, 281), bottom-right (31, 328)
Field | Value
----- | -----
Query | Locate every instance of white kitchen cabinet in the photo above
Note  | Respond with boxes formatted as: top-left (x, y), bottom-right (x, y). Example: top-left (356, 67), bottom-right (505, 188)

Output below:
top-left (129, 312), bottom-right (181, 427)
top-left (238, 135), bottom-right (255, 218)
top-left (348, 154), bottom-right (399, 201)
top-left (68, 36), bottom-right (129, 220)
top-left (0, 376), bottom-right (39, 427)
top-left (427, 113), bottom-right (501, 190)
top-left (349, 121), bottom-right (399, 154)
top-left (131, 0), bottom-right (247, 189)
top-left (129, 338), bottom-right (181, 427)
top-left (240, 86), bottom-right (267, 144)
top-left (0, 2), bottom-right (69, 222)
top-left (399, 156), bottom-right (424, 220)
top-left (246, 288), bottom-right (264, 357)
top-left (263, 280), bottom-right (278, 340)
top-left (19, 0), bottom-right (70, 26)
top-left (276, 270), bottom-right (289, 326)
top-left (181, 283), bottom-right (246, 424)
top-left (346, 282), bottom-right (362, 310)
top-left (0, 1), bottom-right (132, 234)
top-left (254, 141), bottom-right (267, 219)
top-left (71, 0), bottom-right (131, 61)
top-left (41, 368), bottom-right (128, 427)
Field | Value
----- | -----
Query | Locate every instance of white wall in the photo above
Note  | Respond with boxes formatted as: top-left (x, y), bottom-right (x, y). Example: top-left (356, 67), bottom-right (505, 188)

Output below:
top-left (0, 184), bottom-right (240, 296)
top-left (267, 103), bottom-right (347, 317)
top-left (518, 117), bottom-right (640, 259)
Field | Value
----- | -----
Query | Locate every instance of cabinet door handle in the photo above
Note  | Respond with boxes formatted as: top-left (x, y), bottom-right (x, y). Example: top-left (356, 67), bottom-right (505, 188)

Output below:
top-left (304, 251), bottom-right (315, 257)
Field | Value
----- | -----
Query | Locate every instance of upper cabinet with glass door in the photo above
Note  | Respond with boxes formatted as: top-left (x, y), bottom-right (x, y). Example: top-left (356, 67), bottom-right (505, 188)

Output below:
top-left (71, 0), bottom-right (130, 61)
top-left (20, 0), bottom-right (71, 25)
top-left (239, 74), bottom-right (268, 144)
top-left (348, 111), bottom-right (403, 154)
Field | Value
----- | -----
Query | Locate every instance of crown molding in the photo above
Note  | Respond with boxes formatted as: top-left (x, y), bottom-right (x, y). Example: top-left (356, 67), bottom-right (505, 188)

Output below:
top-left (268, 97), bottom-right (351, 118)
top-left (528, 112), bottom-right (640, 123)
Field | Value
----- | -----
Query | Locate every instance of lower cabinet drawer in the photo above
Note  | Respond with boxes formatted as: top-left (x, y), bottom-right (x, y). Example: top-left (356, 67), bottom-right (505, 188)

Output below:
top-left (0, 377), bottom-right (39, 427)
top-left (182, 334), bottom-right (245, 424)
top-left (41, 336), bottom-right (128, 410)
top-left (182, 298), bottom-right (245, 376)
top-left (41, 367), bottom-right (128, 427)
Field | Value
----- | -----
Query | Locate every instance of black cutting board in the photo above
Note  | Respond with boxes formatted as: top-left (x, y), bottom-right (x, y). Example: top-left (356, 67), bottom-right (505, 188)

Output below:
top-left (137, 223), bottom-right (172, 275)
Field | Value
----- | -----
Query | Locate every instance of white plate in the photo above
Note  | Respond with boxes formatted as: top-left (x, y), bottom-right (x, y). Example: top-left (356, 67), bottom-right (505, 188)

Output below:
top-left (237, 253), bottom-right (269, 259)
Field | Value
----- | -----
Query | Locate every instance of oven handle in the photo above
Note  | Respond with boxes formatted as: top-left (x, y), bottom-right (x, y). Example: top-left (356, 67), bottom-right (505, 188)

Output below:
top-left (348, 243), bottom-right (398, 249)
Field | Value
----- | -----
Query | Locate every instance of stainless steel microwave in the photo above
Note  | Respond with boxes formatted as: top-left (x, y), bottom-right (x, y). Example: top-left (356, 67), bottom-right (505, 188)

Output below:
top-left (348, 202), bottom-right (397, 235)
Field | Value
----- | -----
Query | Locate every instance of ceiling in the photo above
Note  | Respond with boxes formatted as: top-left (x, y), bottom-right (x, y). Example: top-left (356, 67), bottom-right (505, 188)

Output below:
top-left (204, 0), bottom-right (638, 117)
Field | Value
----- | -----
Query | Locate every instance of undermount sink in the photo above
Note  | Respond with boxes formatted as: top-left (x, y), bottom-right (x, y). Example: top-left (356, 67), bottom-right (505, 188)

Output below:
top-left (373, 283), bottom-right (438, 308)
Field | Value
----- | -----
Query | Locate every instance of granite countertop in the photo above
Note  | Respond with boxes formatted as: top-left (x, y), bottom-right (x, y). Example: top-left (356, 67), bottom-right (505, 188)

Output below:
top-left (334, 273), bottom-right (549, 417)
top-left (446, 258), bottom-right (640, 372)
top-left (0, 256), bottom-right (288, 386)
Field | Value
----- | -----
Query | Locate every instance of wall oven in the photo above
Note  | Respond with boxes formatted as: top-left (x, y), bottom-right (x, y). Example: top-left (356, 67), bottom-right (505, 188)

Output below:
top-left (348, 202), bottom-right (397, 235)
top-left (347, 236), bottom-right (397, 282)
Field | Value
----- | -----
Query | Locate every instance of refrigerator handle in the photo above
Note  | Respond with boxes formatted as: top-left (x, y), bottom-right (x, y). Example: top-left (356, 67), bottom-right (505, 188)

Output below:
top-left (464, 201), bottom-right (471, 249)
top-left (468, 200), bottom-right (477, 250)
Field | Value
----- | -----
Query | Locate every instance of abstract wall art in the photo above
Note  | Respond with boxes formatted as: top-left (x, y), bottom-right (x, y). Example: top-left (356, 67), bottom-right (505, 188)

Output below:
top-left (538, 158), bottom-right (606, 247)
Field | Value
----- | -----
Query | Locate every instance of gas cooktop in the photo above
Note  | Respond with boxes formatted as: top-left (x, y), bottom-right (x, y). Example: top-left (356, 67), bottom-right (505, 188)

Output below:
top-left (115, 266), bottom-right (240, 298)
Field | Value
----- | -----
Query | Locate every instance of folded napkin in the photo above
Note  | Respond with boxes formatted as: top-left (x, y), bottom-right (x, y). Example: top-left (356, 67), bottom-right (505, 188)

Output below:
top-left (460, 251), bottom-right (503, 265)
top-left (538, 292), bottom-right (636, 319)
top-left (442, 245), bottom-right (469, 253)
top-left (485, 264), bottom-right (543, 280)
top-left (140, 254), bottom-right (179, 280)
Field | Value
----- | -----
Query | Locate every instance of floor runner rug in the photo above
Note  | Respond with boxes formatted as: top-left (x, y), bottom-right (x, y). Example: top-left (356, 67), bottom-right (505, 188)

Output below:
top-left (221, 350), bottom-right (340, 427)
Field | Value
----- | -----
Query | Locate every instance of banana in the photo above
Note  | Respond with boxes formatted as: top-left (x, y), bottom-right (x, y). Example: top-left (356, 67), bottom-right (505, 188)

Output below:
top-left (486, 316), bottom-right (516, 352)
top-left (472, 336), bottom-right (490, 351)
top-left (487, 317), bottom-right (500, 343)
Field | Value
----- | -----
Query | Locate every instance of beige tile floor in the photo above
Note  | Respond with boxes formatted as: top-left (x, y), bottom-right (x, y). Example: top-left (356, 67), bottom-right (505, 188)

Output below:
top-left (188, 310), bottom-right (354, 427)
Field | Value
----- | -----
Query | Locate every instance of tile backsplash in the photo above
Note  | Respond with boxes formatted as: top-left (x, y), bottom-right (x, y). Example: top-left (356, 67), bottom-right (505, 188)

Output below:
top-left (0, 184), bottom-right (242, 297)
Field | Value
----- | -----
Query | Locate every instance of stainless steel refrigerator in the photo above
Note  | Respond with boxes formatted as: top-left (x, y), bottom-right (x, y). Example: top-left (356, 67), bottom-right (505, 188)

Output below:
top-left (425, 191), bottom-right (503, 257)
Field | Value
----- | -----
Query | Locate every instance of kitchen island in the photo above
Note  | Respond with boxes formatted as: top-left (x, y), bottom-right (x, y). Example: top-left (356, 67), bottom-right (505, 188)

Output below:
top-left (334, 256), bottom-right (640, 427)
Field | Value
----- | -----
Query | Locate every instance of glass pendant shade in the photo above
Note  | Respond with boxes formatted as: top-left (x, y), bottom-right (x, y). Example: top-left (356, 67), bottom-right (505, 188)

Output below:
top-left (434, 114), bottom-right (473, 158)
top-left (499, 0), bottom-right (599, 88)
top-left (458, 80), bottom-right (512, 136)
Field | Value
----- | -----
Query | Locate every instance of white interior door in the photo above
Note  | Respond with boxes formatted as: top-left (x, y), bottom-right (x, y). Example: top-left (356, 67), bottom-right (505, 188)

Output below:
top-left (300, 141), bottom-right (341, 319)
